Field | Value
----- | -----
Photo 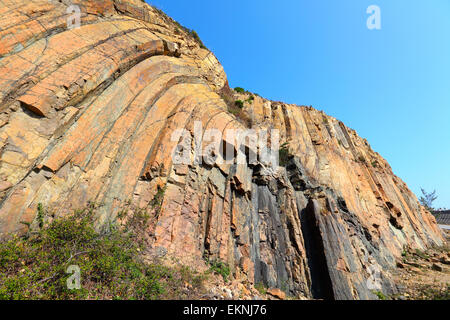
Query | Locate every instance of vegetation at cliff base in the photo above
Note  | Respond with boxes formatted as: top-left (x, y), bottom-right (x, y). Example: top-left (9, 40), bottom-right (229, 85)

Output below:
top-left (255, 282), bottom-right (268, 295)
top-left (372, 290), bottom-right (387, 300)
top-left (207, 260), bottom-right (231, 283)
top-left (0, 205), bottom-right (206, 300)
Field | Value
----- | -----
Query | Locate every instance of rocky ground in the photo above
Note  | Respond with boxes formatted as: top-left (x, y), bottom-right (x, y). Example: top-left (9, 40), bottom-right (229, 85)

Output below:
top-left (184, 274), bottom-right (307, 301)
top-left (196, 229), bottom-right (450, 300)
top-left (391, 231), bottom-right (449, 300)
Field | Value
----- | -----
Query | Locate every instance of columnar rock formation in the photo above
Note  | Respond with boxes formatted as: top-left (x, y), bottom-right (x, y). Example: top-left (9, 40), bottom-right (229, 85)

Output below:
top-left (0, 0), bottom-right (444, 299)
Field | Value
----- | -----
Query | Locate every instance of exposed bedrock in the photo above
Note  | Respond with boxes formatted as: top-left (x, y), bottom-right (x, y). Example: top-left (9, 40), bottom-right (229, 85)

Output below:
top-left (0, 0), bottom-right (443, 299)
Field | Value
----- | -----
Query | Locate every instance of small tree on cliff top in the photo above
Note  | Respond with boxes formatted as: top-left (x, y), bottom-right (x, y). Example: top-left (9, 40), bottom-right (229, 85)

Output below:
top-left (419, 188), bottom-right (438, 213)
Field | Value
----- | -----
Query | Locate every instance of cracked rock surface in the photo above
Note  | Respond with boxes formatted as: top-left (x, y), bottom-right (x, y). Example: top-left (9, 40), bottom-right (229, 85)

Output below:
top-left (0, 0), bottom-right (444, 300)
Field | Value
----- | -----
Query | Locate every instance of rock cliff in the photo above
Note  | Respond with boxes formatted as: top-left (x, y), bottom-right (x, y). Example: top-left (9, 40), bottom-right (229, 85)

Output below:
top-left (0, 0), bottom-right (444, 299)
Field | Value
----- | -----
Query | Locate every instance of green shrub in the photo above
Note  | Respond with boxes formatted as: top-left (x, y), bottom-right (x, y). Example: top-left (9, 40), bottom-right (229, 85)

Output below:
top-left (0, 206), bottom-right (206, 300)
top-left (150, 186), bottom-right (166, 216)
top-left (37, 203), bottom-right (45, 228)
top-left (357, 155), bottom-right (366, 163)
top-left (219, 89), bottom-right (252, 127)
top-left (207, 260), bottom-right (230, 283)
top-left (373, 291), bottom-right (388, 300)
top-left (255, 282), bottom-right (267, 295)
top-left (189, 30), bottom-right (207, 49)
top-left (235, 100), bottom-right (244, 109)
top-left (279, 142), bottom-right (291, 167)
top-left (234, 87), bottom-right (245, 93)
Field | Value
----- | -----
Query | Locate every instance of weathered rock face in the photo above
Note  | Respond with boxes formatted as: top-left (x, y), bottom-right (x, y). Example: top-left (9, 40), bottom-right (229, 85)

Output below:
top-left (0, 0), bottom-right (444, 300)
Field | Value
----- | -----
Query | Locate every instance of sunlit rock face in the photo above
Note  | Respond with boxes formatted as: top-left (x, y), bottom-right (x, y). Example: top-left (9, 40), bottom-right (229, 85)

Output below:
top-left (0, 0), bottom-right (443, 300)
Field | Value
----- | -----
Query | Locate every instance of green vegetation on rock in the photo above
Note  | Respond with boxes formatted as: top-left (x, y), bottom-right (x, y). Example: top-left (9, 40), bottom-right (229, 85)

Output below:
top-left (235, 100), bottom-right (244, 109)
top-left (0, 205), bottom-right (206, 300)
top-left (206, 259), bottom-right (230, 283)
top-left (279, 142), bottom-right (291, 167)
top-left (255, 282), bottom-right (268, 295)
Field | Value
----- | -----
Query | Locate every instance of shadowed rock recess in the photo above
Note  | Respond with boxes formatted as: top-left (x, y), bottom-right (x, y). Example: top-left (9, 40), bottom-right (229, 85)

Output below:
top-left (0, 0), bottom-right (444, 300)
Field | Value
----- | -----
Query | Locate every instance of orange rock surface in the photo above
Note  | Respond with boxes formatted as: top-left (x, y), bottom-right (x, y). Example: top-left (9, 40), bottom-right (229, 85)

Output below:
top-left (0, 0), bottom-right (444, 300)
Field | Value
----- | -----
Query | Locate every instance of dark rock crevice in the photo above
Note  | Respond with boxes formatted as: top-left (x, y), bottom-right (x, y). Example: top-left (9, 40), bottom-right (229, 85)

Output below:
top-left (300, 199), bottom-right (335, 299)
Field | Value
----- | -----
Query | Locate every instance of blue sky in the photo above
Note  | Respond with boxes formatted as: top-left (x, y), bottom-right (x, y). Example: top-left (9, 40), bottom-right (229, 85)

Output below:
top-left (147, 0), bottom-right (450, 209)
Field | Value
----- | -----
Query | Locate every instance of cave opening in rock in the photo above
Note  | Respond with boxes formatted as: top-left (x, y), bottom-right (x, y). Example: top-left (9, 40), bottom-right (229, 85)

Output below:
top-left (300, 200), bottom-right (335, 300)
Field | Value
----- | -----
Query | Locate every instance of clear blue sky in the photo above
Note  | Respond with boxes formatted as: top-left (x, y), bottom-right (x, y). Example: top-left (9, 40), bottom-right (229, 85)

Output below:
top-left (147, 0), bottom-right (450, 209)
